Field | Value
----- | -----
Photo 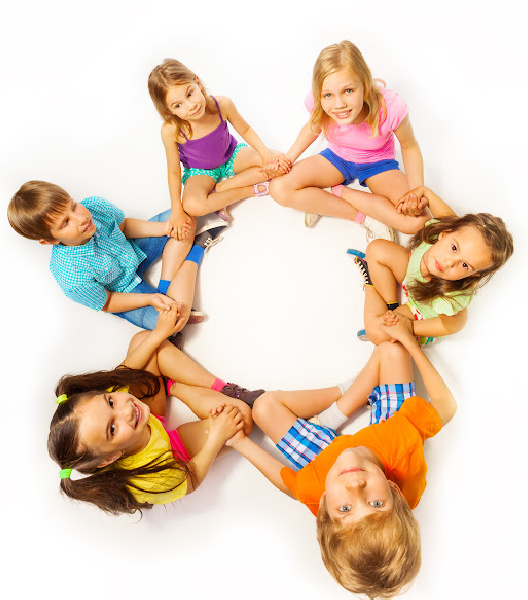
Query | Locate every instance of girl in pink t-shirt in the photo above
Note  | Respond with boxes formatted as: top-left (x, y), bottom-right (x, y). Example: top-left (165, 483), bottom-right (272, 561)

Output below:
top-left (268, 41), bottom-right (429, 238)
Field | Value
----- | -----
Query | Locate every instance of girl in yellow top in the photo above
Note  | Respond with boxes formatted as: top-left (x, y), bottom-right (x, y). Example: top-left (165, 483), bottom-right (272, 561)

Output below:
top-left (48, 303), bottom-right (254, 515)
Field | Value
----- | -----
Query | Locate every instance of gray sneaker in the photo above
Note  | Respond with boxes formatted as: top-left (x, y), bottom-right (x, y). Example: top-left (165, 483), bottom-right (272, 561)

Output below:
top-left (195, 220), bottom-right (228, 253)
top-left (220, 383), bottom-right (265, 407)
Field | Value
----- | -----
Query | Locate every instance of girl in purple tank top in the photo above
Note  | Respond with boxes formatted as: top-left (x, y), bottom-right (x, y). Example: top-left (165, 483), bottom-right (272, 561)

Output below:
top-left (148, 59), bottom-right (290, 241)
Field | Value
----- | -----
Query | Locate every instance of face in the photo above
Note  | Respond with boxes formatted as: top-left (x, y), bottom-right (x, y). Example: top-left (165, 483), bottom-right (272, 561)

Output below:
top-left (41, 199), bottom-right (96, 246)
top-left (320, 68), bottom-right (366, 125)
top-left (77, 391), bottom-right (151, 466)
top-left (422, 226), bottom-right (494, 281)
top-left (165, 80), bottom-right (206, 121)
top-left (322, 447), bottom-right (395, 523)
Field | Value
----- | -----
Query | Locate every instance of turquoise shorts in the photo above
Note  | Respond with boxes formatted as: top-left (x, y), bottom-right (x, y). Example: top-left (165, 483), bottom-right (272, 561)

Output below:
top-left (181, 143), bottom-right (247, 185)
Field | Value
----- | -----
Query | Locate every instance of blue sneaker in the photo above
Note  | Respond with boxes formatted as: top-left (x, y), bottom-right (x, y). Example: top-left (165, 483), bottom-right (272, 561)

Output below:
top-left (357, 329), bottom-right (369, 342)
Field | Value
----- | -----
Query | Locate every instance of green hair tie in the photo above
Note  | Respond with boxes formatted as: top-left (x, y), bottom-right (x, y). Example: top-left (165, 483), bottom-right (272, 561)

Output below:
top-left (59, 468), bottom-right (72, 479)
top-left (56, 394), bottom-right (68, 405)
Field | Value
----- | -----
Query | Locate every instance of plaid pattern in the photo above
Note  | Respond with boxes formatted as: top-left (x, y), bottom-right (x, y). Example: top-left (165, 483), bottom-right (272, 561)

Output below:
top-left (368, 382), bottom-right (416, 425)
top-left (181, 142), bottom-right (246, 185)
top-left (50, 197), bottom-right (146, 310)
top-left (277, 419), bottom-right (339, 471)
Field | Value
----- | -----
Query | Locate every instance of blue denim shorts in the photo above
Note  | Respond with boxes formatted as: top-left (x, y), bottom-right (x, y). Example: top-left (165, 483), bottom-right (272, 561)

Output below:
top-left (114, 209), bottom-right (171, 331)
top-left (277, 419), bottom-right (339, 471)
top-left (320, 148), bottom-right (400, 187)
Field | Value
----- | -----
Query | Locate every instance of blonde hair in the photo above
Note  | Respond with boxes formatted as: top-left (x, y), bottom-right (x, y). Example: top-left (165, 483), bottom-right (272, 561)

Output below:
top-left (148, 58), bottom-right (215, 140)
top-left (7, 180), bottom-right (72, 241)
top-left (317, 486), bottom-right (421, 599)
top-left (310, 40), bottom-right (386, 138)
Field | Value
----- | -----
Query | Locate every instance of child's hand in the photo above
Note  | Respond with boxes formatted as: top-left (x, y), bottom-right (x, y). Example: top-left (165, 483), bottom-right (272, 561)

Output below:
top-left (154, 302), bottom-right (182, 337)
top-left (149, 293), bottom-right (175, 312)
top-left (207, 404), bottom-right (244, 445)
top-left (168, 211), bottom-right (193, 241)
top-left (379, 310), bottom-right (415, 344)
top-left (395, 188), bottom-right (429, 216)
top-left (260, 152), bottom-right (292, 178)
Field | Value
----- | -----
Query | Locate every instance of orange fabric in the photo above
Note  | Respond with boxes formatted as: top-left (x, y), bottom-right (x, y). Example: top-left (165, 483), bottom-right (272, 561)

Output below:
top-left (281, 396), bottom-right (442, 516)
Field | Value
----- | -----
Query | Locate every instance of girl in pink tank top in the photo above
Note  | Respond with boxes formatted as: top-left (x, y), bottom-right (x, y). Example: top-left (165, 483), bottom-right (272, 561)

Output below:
top-left (148, 59), bottom-right (290, 240)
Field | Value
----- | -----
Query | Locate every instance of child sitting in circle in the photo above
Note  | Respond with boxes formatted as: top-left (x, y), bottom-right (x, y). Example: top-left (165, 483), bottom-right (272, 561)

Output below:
top-left (268, 40), bottom-right (427, 237)
top-left (8, 180), bottom-right (226, 333)
top-left (226, 313), bottom-right (456, 598)
top-left (148, 59), bottom-right (288, 239)
top-left (48, 303), bottom-right (263, 515)
top-left (348, 186), bottom-right (514, 345)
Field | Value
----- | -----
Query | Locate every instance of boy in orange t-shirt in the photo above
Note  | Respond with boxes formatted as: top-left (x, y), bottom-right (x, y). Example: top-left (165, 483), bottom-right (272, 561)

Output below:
top-left (227, 313), bottom-right (456, 598)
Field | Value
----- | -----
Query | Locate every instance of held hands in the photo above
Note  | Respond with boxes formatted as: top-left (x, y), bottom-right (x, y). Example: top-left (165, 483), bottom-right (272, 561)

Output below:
top-left (167, 210), bottom-right (193, 241)
top-left (395, 187), bottom-right (429, 216)
top-left (379, 310), bottom-right (415, 345)
top-left (153, 301), bottom-right (184, 337)
top-left (207, 404), bottom-right (245, 446)
top-left (260, 151), bottom-right (292, 179)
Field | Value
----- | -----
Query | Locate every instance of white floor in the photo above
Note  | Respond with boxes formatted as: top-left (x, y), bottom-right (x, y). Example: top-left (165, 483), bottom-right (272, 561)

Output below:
top-left (1, 2), bottom-right (526, 599)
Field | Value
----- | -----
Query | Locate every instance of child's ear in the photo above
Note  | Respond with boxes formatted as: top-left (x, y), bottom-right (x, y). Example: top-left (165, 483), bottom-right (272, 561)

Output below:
top-left (38, 238), bottom-right (59, 246)
top-left (97, 451), bottom-right (122, 468)
top-left (319, 492), bottom-right (326, 509)
top-left (387, 480), bottom-right (404, 498)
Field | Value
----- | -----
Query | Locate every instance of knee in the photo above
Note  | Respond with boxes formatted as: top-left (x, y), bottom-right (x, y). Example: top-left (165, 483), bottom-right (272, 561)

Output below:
top-left (365, 239), bottom-right (388, 263)
top-left (252, 391), bottom-right (279, 429)
top-left (182, 195), bottom-right (208, 217)
top-left (377, 340), bottom-right (407, 361)
top-left (128, 330), bottom-right (150, 351)
top-left (269, 176), bottom-right (294, 207)
top-left (398, 215), bottom-right (428, 235)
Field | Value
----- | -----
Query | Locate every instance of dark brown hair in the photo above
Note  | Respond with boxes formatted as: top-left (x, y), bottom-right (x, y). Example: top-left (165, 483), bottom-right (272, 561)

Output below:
top-left (407, 213), bottom-right (514, 305)
top-left (48, 366), bottom-right (189, 516)
top-left (7, 180), bottom-right (72, 241)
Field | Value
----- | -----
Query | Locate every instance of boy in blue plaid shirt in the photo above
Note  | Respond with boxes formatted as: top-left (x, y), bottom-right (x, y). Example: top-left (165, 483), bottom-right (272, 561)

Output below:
top-left (8, 180), bottom-right (225, 332)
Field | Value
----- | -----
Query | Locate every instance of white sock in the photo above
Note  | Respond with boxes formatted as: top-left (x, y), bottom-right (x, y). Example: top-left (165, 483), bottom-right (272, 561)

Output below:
top-left (316, 401), bottom-right (348, 430)
top-left (338, 375), bottom-right (356, 395)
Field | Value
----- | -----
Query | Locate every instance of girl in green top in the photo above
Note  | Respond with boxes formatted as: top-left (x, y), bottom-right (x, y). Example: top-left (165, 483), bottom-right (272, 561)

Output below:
top-left (48, 303), bottom-right (255, 515)
top-left (349, 186), bottom-right (513, 345)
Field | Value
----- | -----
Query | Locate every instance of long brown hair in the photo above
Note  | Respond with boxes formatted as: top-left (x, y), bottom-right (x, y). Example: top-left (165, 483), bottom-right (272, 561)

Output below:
top-left (310, 41), bottom-right (386, 138)
top-left (407, 213), bottom-right (514, 304)
top-left (148, 58), bottom-right (215, 140)
top-left (48, 366), bottom-right (189, 516)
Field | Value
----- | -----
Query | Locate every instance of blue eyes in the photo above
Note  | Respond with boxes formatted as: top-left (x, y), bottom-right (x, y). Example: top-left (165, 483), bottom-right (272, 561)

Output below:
top-left (339, 505), bottom-right (351, 513)
top-left (339, 500), bottom-right (384, 513)
top-left (369, 500), bottom-right (384, 508)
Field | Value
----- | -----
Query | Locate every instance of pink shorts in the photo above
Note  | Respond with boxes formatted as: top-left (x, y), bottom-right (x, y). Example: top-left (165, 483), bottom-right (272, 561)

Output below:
top-left (154, 414), bottom-right (191, 462)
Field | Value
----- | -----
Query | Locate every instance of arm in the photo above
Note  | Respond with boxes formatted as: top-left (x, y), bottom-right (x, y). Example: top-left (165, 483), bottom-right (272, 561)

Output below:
top-left (119, 218), bottom-right (170, 239)
top-left (102, 291), bottom-right (174, 314)
top-left (229, 434), bottom-right (294, 498)
top-left (393, 115), bottom-right (424, 191)
top-left (161, 122), bottom-right (193, 241)
top-left (396, 185), bottom-right (457, 218)
top-left (412, 308), bottom-right (468, 338)
top-left (185, 405), bottom-right (244, 493)
top-left (220, 97), bottom-right (273, 162)
top-left (284, 121), bottom-right (320, 163)
top-left (380, 314), bottom-right (457, 426)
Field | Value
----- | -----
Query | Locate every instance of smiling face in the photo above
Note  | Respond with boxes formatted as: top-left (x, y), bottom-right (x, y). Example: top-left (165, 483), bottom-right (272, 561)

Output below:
top-left (41, 199), bottom-right (96, 246)
top-left (322, 447), bottom-right (396, 522)
top-left (76, 391), bottom-right (151, 466)
top-left (421, 226), bottom-right (494, 281)
top-left (320, 68), bottom-right (366, 125)
top-left (165, 80), bottom-right (206, 121)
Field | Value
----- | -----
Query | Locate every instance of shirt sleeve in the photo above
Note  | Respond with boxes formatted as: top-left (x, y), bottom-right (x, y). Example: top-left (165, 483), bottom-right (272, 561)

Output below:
top-left (83, 196), bottom-right (125, 227)
top-left (304, 91), bottom-right (315, 113)
top-left (382, 88), bottom-right (409, 131)
top-left (63, 280), bottom-right (109, 311)
top-left (400, 397), bottom-right (442, 443)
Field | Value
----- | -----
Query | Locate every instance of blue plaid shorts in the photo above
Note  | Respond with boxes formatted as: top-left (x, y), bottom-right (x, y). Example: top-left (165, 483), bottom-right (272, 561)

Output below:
top-left (368, 382), bottom-right (416, 425)
top-left (277, 419), bottom-right (339, 471)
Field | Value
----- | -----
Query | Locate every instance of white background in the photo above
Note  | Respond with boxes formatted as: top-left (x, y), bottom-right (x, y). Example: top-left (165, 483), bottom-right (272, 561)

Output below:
top-left (1, 1), bottom-right (526, 598)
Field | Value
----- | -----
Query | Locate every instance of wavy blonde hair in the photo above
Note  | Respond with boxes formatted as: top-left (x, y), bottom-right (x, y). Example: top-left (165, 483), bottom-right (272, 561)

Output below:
top-left (148, 59), bottom-right (215, 140)
top-left (317, 486), bottom-right (421, 599)
top-left (310, 40), bottom-right (386, 138)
